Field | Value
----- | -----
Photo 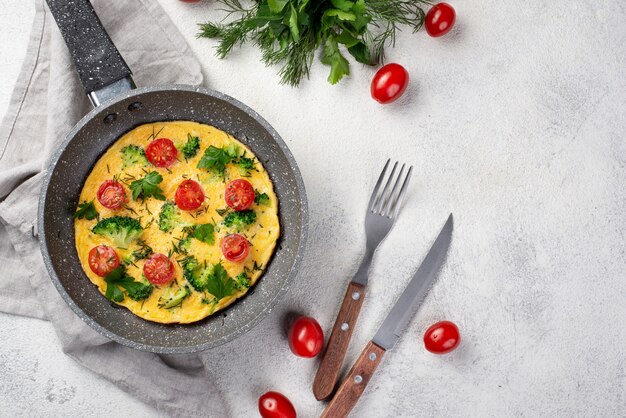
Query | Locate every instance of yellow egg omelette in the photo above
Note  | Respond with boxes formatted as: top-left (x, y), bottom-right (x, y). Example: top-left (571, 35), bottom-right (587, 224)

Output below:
top-left (73, 121), bottom-right (280, 324)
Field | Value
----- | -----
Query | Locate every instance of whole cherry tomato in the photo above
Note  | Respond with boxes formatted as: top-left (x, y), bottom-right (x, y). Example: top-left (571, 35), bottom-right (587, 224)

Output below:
top-left (423, 320), bottom-right (460, 354)
top-left (88, 245), bottom-right (120, 277)
top-left (288, 316), bottom-right (324, 358)
top-left (97, 180), bottom-right (126, 210)
top-left (258, 391), bottom-right (296, 418)
top-left (175, 179), bottom-right (205, 211)
top-left (143, 253), bottom-right (175, 285)
top-left (225, 179), bottom-right (255, 211)
top-left (145, 138), bottom-right (178, 168)
top-left (425, 3), bottom-right (456, 38)
top-left (370, 63), bottom-right (409, 104)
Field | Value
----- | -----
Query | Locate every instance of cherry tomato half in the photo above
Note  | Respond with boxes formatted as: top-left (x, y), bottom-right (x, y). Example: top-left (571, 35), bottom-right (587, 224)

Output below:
top-left (145, 138), bottom-right (178, 168)
top-left (97, 180), bottom-right (126, 210)
top-left (175, 179), bottom-right (205, 211)
top-left (258, 391), bottom-right (296, 418)
top-left (425, 3), bottom-right (456, 38)
top-left (424, 320), bottom-right (460, 354)
top-left (371, 63), bottom-right (409, 104)
top-left (221, 234), bottom-right (250, 263)
top-left (88, 245), bottom-right (120, 277)
top-left (143, 253), bottom-right (175, 285)
top-left (288, 316), bottom-right (324, 358)
top-left (225, 179), bottom-right (255, 211)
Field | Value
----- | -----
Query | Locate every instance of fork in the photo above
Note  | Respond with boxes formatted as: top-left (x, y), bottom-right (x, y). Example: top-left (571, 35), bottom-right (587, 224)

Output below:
top-left (312, 159), bottom-right (413, 401)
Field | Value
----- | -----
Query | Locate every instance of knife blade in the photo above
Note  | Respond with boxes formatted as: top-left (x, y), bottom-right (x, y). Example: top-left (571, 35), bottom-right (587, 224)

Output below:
top-left (321, 214), bottom-right (453, 418)
top-left (372, 213), bottom-right (454, 350)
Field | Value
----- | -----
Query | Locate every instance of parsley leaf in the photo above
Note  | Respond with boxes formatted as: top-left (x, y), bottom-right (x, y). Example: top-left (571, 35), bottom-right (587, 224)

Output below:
top-left (104, 265), bottom-right (153, 302)
top-left (206, 263), bottom-right (237, 300)
top-left (193, 223), bottom-right (215, 244)
top-left (73, 200), bottom-right (98, 220)
top-left (130, 171), bottom-right (166, 201)
top-left (321, 37), bottom-right (350, 85)
top-left (197, 145), bottom-right (241, 176)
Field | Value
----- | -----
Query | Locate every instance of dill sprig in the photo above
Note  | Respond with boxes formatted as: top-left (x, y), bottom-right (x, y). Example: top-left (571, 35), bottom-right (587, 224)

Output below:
top-left (198, 0), bottom-right (428, 86)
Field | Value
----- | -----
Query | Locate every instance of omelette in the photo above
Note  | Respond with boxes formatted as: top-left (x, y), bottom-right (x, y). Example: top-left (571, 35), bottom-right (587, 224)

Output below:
top-left (73, 121), bottom-right (280, 324)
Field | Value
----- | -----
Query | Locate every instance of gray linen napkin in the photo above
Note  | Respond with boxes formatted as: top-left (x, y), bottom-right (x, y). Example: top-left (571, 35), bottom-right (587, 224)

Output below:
top-left (0, 1), bottom-right (227, 416)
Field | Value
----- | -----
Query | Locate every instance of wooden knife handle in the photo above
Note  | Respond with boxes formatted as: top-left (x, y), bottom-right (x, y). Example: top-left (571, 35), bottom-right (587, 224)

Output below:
top-left (320, 341), bottom-right (386, 418)
top-left (313, 282), bottom-right (366, 400)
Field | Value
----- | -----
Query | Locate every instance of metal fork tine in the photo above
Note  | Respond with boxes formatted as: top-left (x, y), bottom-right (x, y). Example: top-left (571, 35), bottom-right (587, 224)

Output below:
top-left (381, 164), bottom-right (406, 218)
top-left (367, 159), bottom-right (390, 211)
top-left (389, 166), bottom-right (413, 219)
top-left (373, 161), bottom-right (398, 213)
top-left (382, 163), bottom-right (405, 217)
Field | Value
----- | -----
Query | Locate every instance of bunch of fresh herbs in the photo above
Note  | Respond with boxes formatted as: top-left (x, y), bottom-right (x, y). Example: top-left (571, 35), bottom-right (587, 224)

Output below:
top-left (198, 0), bottom-right (428, 86)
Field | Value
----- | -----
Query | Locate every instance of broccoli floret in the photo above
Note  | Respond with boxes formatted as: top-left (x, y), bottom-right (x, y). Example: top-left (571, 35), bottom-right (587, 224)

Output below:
top-left (125, 277), bottom-right (153, 301)
top-left (120, 145), bottom-right (148, 168)
top-left (223, 210), bottom-right (256, 230)
top-left (157, 285), bottom-right (190, 309)
top-left (181, 256), bottom-right (211, 292)
top-left (181, 257), bottom-right (236, 299)
top-left (176, 235), bottom-right (193, 254)
top-left (92, 216), bottom-right (143, 248)
top-left (180, 134), bottom-right (200, 160)
top-left (158, 202), bottom-right (192, 232)
top-left (235, 273), bottom-right (250, 290)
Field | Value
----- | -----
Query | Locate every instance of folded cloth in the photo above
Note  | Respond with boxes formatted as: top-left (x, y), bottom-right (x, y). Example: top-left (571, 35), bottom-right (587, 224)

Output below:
top-left (0, 1), bottom-right (227, 416)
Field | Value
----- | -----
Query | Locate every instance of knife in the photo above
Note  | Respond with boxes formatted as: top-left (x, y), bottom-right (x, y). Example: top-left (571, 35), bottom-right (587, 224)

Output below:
top-left (320, 214), bottom-right (453, 418)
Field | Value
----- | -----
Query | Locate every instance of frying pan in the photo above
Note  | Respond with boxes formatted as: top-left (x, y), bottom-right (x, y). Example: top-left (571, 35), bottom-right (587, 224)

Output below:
top-left (38, 0), bottom-right (308, 353)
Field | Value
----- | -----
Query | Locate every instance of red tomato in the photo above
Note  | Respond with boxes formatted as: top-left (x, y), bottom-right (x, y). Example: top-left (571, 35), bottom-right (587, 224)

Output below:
top-left (424, 320), bottom-right (460, 354)
top-left (97, 180), bottom-right (126, 210)
top-left (370, 63), bottom-right (409, 104)
top-left (221, 234), bottom-right (250, 263)
top-left (88, 245), bottom-right (120, 277)
top-left (425, 3), bottom-right (456, 38)
top-left (145, 138), bottom-right (178, 167)
top-left (175, 179), bottom-right (205, 211)
top-left (224, 179), bottom-right (255, 211)
top-left (288, 316), bottom-right (324, 358)
top-left (143, 253), bottom-right (175, 285)
top-left (258, 391), bottom-right (296, 418)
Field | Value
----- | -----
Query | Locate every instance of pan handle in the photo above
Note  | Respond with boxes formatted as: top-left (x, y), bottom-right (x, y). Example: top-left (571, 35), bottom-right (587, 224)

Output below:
top-left (46, 0), bottom-right (135, 106)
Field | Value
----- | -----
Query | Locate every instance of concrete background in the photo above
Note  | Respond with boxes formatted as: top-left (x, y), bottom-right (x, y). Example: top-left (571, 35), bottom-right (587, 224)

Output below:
top-left (1, 0), bottom-right (625, 417)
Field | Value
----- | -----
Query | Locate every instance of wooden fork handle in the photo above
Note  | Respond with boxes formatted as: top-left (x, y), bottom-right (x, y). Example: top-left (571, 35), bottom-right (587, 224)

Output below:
top-left (320, 341), bottom-right (386, 418)
top-left (313, 282), bottom-right (366, 401)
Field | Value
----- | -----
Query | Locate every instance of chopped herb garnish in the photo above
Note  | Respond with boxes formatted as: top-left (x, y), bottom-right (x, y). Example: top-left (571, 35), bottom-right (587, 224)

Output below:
top-left (73, 200), bottom-right (98, 221)
top-left (193, 223), bottom-right (215, 244)
top-left (130, 171), bottom-right (166, 201)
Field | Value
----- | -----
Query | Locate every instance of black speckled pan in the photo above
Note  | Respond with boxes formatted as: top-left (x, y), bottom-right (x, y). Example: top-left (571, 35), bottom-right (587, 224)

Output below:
top-left (39, 1), bottom-right (307, 353)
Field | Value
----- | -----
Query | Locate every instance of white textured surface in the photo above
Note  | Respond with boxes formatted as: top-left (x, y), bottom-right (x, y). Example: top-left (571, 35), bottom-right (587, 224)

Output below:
top-left (1, 0), bottom-right (625, 417)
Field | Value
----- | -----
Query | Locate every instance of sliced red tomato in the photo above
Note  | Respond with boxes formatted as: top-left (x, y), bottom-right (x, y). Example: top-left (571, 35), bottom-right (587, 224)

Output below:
top-left (143, 253), bottom-right (175, 285)
top-left (175, 179), bottom-right (205, 211)
top-left (288, 316), bottom-right (324, 358)
top-left (225, 179), bottom-right (255, 211)
top-left (424, 320), bottom-right (460, 354)
top-left (145, 138), bottom-right (178, 168)
top-left (221, 234), bottom-right (250, 263)
top-left (258, 391), bottom-right (296, 418)
top-left (88, 245), bottom-right (120, 277)
top-left (97, 180), bottom-right (126, 210)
